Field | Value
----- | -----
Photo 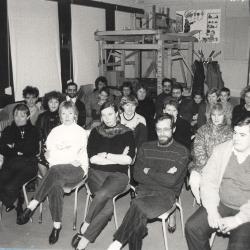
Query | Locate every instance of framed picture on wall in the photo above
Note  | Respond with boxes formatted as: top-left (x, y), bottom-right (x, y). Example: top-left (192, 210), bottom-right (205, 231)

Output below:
top-left (176, 9), bottom-right (221, 43)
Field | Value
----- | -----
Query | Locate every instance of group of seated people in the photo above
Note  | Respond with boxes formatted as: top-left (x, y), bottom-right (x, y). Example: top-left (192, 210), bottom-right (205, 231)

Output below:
top-left (0, 76), bottom-right (250, 250)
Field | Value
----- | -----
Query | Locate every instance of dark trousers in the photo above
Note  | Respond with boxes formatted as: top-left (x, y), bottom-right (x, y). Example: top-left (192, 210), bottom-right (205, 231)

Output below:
top-left (185, 203), bottom-right (250, 250)
top-left (34, 164), bottom-right (84, 222)
top-left (0, 157), bottom-right (38, 207)
top-left (83, 169), bottom-right (129, 242)
top-left (114, 190), bottom-right (175, 250)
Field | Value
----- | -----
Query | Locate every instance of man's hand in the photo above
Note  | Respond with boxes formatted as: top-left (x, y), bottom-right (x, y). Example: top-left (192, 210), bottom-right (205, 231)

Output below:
top-left (123, 146), bottom-right (129, 155)
top-left (207, 211), bottom-right (221, 229)
top-left (167, 166), bottom-right (177, 174)
top-left (218, 216), bottom-right (242, 234)
top-left (189, 171), bottom-right (201, 205)
top-left (143, 168), bottom-right (150, 174)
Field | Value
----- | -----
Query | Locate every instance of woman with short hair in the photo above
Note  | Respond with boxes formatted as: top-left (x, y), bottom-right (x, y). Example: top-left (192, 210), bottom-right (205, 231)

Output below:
top-left (36, 91), bottom-right (64, 176)
top-left (72, 101), bottom-right (136, 250)
top-left (17, 101), bottom-right (89, 245)
top-left (0, 103), bottom-right (39, 217)
top-left (189, 102), bottom-right (233, 204)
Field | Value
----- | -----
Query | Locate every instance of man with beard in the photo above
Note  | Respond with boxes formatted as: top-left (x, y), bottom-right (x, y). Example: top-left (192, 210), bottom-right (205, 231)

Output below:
top-left (65, 82), bottom-right (86, 127)
top-left (107, 114), bottom-right (189, 250)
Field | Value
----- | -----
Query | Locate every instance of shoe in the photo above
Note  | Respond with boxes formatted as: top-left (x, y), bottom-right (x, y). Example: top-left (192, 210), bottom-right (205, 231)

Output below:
top-left (168, 224), bottom-right (176, 233)
top-left (16, 208), bottom-right (33, 225)
top-left (71, 233), bottom-right (84, 249)
top-left (15, 204), bottom-right (24, 218)
top-left (71, 222), bottom-right (84, 249)
top-left (49, 227), bottom-right (61, 245)
top-left (130, 190), bottom-right (136, 199)
top-left (5, 205), bottom-right (15, 212)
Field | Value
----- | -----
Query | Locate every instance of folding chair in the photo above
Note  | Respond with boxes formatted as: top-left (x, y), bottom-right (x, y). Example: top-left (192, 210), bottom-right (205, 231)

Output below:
top-left (38, 175), bottom-right (87, 230)
top-left (157, 197), bottom-right (184, 250)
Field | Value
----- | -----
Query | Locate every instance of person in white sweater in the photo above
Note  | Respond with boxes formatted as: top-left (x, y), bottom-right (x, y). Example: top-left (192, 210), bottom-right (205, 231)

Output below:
top-left (17, 101), bottom-right (89, 245)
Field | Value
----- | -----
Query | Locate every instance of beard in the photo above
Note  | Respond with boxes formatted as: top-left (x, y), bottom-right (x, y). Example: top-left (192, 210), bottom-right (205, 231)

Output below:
top-left (158, 136), bottom-right (173, 146)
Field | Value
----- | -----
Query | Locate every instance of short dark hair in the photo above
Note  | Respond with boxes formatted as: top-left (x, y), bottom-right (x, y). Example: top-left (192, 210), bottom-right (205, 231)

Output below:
top-left (162, 78), bottom-right (173, 87)
top-left (192, 90), bottom-right (204, 99)
top-left (207, 88), bottom-right (219, 98)
top-left (66, 82), bottom-right (78, 90)
top-left (13, 103), bottom-right (30, 117)
top-left (156, 113), bottom-right (175, 129)
top-left (172, 83), bottom-right (183, 92)
top-left (136, 82), bottom-right (148, 93)
top-left (99, 86), bottom-right (110, 96)
top-left (95, 76), bottom-right (108, 89)
top-left (234, 116), bottom-right (250, 128)
top-left (42, 91), bottom-right (64, 111)
top-left (100, 100), bottom-right (118, 113)
top-left (121, 81), bottom-right (133, 93)
top-left (23, 86), bottom-right (39, 98)
top-left (241, 86), bottom-right (250, 99)
top-left (220, 87), bottom-right (230, 96)
top-left (163, 97), bottom-right (179, 110)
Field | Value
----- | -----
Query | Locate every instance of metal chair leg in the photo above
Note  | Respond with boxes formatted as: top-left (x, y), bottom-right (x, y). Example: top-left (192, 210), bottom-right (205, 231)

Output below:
top-left (113, 196), bottom-right (118, 229)
top-left (210, 232), bottom-right (216, 247)
top-left (176, 201), bottom-right (185, 236)
top-left (161, 217), bottom-right (169, 250)
top-left (0, 201), bottom-right (3, 221)
top-left (73, 187), bottom-right (79, 230)
top-left (84, 192), bottom-right (91, 222)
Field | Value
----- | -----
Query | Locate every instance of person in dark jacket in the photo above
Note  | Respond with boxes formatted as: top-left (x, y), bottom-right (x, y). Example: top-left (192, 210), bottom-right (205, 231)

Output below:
top-left (65, 81), bottom-right (86, 127)
top-left (36, 91), bottom-right (64, 176)
top-left (107, 114), bottom-right (189, 250)
top-left (72, 101), bottom-right (136, 250)
top-left (232, 86), bottom-right (250, 126)
top-left (163, 98), bottom-right (192, 150)
top-left (0, 104), bottom-right (39, 218)
top-left (135, 83), bottom-right (156, 140)
top-left (155, 78), bottom-right (173, 117)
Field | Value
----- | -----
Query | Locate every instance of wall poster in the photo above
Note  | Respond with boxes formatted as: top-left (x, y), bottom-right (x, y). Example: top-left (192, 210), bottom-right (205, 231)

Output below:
top-left (176, 9), bottom-right (221, 43)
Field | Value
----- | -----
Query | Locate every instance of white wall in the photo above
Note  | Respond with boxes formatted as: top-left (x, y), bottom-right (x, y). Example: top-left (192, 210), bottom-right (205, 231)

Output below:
top-left (71, 5), bottom-right (105, 86)
top-left (137, 0), bottom-right (250, 96)
top-left (8, 0), bottom-right (61, 101)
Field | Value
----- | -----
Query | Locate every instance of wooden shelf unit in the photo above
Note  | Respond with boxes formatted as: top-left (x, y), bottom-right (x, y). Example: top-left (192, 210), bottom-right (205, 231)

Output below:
top-left (95, 29), bottom-right (198, 94)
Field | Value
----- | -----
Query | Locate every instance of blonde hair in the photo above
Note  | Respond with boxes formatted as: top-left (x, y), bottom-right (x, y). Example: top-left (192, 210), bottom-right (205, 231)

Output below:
top-left (59, 101), bottom-right (78, 123)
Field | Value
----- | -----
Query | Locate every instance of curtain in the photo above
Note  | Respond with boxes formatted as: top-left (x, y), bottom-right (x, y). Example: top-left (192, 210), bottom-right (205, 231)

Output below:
top-left (71, 5), bottom-right (105, 86)
top-left (8, 0), bottom-right (61, 101)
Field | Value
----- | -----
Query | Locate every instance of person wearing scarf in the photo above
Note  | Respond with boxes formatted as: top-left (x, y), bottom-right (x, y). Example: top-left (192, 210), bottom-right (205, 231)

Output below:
top-left (72, 101), bottom-right (136, 250)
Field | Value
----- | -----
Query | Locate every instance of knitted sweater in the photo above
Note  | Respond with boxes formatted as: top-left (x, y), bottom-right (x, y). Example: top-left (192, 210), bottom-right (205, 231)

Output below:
top-left (134, 140), bottom-right (189, 197)
top-left (192, 121), bottom-right (233, 173)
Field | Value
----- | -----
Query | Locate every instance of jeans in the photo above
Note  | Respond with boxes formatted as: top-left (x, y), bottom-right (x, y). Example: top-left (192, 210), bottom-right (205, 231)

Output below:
top-left (83, 168), bottom-right (129, 242)
top-left (34, 164), bottom-right (84, 222)
top-left (185, 203), bottom-right (250, 250)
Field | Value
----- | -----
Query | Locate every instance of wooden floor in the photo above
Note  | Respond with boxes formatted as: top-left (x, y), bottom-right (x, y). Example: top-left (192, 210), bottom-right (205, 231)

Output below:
top-left (0, 187), bottom-right (229, 250)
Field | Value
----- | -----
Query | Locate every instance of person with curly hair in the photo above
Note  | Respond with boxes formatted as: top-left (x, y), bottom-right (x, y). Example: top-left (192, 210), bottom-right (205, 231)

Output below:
top-left (36, 91), bottom-right (64, 176)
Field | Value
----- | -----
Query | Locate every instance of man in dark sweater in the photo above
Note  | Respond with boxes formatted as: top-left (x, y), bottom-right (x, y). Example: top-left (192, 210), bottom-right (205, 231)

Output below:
top-left (107, 114), bottom-right (189, 250)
